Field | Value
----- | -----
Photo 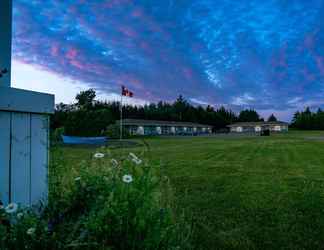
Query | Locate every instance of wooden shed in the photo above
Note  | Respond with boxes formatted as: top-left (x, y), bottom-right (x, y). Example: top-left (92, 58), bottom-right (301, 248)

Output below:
top-left (0, 0), bottom-right (54, 206)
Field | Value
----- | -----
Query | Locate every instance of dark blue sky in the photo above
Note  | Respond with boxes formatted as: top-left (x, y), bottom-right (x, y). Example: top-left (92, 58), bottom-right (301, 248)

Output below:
top-left (12, 0), bottom-right (324, 121)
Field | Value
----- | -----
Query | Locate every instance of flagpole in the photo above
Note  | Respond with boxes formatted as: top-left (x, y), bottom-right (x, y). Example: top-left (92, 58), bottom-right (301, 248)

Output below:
top-left (120, 88), bottom-right (123, 141)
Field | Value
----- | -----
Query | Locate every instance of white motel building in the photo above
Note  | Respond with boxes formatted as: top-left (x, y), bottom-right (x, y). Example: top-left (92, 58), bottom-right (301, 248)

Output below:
top-left (118, 119), bottom-right (212, 136)
top-left (227, 121), bottom-right (289, 133)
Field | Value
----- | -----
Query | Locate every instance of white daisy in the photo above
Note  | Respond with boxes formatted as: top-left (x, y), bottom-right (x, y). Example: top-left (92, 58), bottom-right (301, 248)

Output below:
top-left (26, 227), bottom-right (36, 235)
top-left (74, 177), bottom-right (81, 182)
top-left (122, 174), bottom-right (133, 183)
top-left (94, 153), bottom-right (105, 159)
top-left (132, 157), bottom-right (142, 165)
top-left (129, 152), bottom-right (142, 165)
top-left (17, 212), bottom-right (24, 219)
top-left (111, 159), bottom-right (119, 167)
top-left (129, 152), bottom-right (138, 160)
top-left (5, 203), bottom-right (18, 214)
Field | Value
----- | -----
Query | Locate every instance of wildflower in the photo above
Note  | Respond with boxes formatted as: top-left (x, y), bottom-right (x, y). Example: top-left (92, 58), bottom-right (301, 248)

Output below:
top-left (132, 157), bottom-right (142, 165)
top-left (129, 152), bottom-right (142, 165)
top-left (74, 177), bottom-right (81, 182)
top-left (17, 212), bottom-right (24, 219)
top-left (5, 203), bottom-right (18, 214)
top-left (94, 153), bottom-right (105, 159)
top-left (26, 227), bottom-right (36, 236)
top-left (129, 152), bottom-right (138, 160)
top-left (122, 174), bottom-right (133, 183)
top-left (111, 159), bottom-right (119, 167)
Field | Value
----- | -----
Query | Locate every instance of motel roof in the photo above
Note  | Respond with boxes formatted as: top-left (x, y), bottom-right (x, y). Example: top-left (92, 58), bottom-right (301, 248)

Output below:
top-left (227, 121), bottom-right (289, 127)
top-left (117, 119), bottom-right (212, 128)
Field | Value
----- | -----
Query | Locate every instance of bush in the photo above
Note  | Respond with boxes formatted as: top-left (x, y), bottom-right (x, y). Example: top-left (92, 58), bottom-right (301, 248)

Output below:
top-left (64, 109), bottom-right (114, 137)
top-left (51, 127), bottom-right (65, 144)
top-left (105, 124), bottom-right (130, 139)
top-left (0, 149), bottom-right (193, 250)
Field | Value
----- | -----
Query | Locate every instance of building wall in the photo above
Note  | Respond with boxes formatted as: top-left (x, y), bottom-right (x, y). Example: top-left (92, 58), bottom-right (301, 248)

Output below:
top-left (125, 125), bottom-right (211, 136)
top-left (0, 111), bottom-right (49, 206)
top-left (230, 124), bottom-right (288, 133)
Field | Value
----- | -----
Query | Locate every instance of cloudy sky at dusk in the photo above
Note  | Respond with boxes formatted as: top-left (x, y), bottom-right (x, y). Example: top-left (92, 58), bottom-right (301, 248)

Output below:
top-left (12, 0), bottom-right (324, 121)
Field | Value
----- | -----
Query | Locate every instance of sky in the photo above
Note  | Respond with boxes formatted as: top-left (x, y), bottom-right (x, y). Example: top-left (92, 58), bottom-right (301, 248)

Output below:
top-left (11, 0), bottom-right (324, 121)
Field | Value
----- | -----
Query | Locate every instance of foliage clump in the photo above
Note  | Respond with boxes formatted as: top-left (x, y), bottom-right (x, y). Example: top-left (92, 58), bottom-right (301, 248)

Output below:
top-left (105, 124), bottom-right (131, 139)
top-left (0, 149), bottom-right (193, 250)
top-left (291, 107), bottom-right (324, 130)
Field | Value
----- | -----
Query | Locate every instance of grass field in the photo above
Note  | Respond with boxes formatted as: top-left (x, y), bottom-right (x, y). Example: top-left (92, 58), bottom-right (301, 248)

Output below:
top-left (53, 131), bottom-right (324, 249)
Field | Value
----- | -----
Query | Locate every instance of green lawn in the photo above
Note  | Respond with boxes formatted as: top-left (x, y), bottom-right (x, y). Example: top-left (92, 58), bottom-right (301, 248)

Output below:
top-left (53, 131), bottom-right (324, 249)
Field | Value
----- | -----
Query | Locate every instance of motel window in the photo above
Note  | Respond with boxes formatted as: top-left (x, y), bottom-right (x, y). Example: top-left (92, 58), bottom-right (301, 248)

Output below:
top-left (162, 126), bottom-right (170, 134)
top-left (255, 126), bottom-right (261, 132)
top-left (176, 127), bottom-right (184, 133)
top-left (137, 126), bottom-right (144, 135)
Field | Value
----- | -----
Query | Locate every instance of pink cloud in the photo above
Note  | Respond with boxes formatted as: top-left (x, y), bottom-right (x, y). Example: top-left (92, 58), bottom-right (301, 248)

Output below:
top-left (302, 68), bottom-right (316, 82)
top-left (183, 67), bottom-right (193, 80)
top-left (103, 0), bottom-right (131, 9)
top-left (50, 45), bottom-right (59, 57)
top-left (70, 60), bottom-right (84, 70)
top-left (66, 48), bottom-right (78, 60)
top-left (131, 8), bottom-right (143, 18)
top-left (304, 34), bottom-right (315, 49)
top-left (315, 56), bottom-right (324, 76)
top-left (119, 26), bottom-right (138, 38)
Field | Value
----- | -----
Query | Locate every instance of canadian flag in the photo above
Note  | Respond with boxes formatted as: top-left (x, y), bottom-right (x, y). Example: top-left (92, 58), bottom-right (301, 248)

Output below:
top-left (122, 86), bottom-right (134, 97)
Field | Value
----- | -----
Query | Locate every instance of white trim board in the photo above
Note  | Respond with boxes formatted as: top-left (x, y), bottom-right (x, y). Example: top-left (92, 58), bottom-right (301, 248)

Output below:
top-left (0, 87), bottom-right (54, 114)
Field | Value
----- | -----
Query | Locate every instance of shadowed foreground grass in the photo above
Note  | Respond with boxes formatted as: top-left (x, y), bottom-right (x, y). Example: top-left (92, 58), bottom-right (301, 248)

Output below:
top-left (54, 131), bottom-right (324, 249)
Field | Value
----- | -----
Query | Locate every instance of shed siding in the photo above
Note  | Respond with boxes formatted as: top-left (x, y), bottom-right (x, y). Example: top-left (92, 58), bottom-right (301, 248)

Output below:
top-left (0, 111), bottom-right (50, 206)
top-left (30, 114), bottom-right (49, 203)
top-left (11, 113), bottom-right (31, 205)
top-left (0, 112), bottom-right (11, 204)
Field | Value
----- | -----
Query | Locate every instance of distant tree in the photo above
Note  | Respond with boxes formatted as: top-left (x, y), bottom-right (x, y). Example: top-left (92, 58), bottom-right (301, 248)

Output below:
top-left (105, 124), bottom-right (130, 139)
top-left (64, 109), bottom-right (114, 137)
top-left (290, 107), bottom-right (324, 130)
top-left (238, 109), bottom-right (262, 122)
top-left (76, 89), bottom-right (96, 109)
top-left (173, 95), bottom-right (189, 121)
top-left (267, 114), bottom-right (277, 122)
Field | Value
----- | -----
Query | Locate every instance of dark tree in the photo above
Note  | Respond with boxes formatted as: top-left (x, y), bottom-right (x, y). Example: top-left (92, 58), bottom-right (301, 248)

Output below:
top-left (173, 95), bottom-right (189, 121)
top-left (238, 109), bottom-right (262, 122)
top-left (76, 89), bottom-right (96, 108)
top-left (290, 107), bottom-right (324, 130)
top-left (267, 114), bottom-right (277, 122)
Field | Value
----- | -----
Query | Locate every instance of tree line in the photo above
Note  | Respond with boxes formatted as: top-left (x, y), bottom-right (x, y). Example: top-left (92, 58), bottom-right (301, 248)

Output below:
top-left (51, 89), bottom-right (279, 137)
top-left (291, 107), bottom-right (324, 130)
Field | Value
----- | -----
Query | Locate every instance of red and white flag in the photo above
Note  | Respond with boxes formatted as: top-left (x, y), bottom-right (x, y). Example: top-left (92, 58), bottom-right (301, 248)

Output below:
top-left (122, 86), bottom-right (134, 97)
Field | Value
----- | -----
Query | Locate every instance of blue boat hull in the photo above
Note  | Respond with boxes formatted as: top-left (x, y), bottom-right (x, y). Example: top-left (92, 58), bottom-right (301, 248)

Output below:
top-left (62, 135), bottom-right (107, 145)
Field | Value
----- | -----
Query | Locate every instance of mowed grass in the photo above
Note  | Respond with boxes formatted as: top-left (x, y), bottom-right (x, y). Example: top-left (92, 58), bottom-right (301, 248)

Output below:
top-left (53, 131), bottom-right (324, 250)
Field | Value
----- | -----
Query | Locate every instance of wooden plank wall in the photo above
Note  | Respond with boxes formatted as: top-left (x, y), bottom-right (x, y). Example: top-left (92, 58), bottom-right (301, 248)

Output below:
top-left (0, 111), bottom-right (49, 206)
top-left (11, 112), bottom-right (31, 205)
top-left (31, 114), bottom-right (49, 204)
top-left (0, 112), bottom-right (11, 205)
